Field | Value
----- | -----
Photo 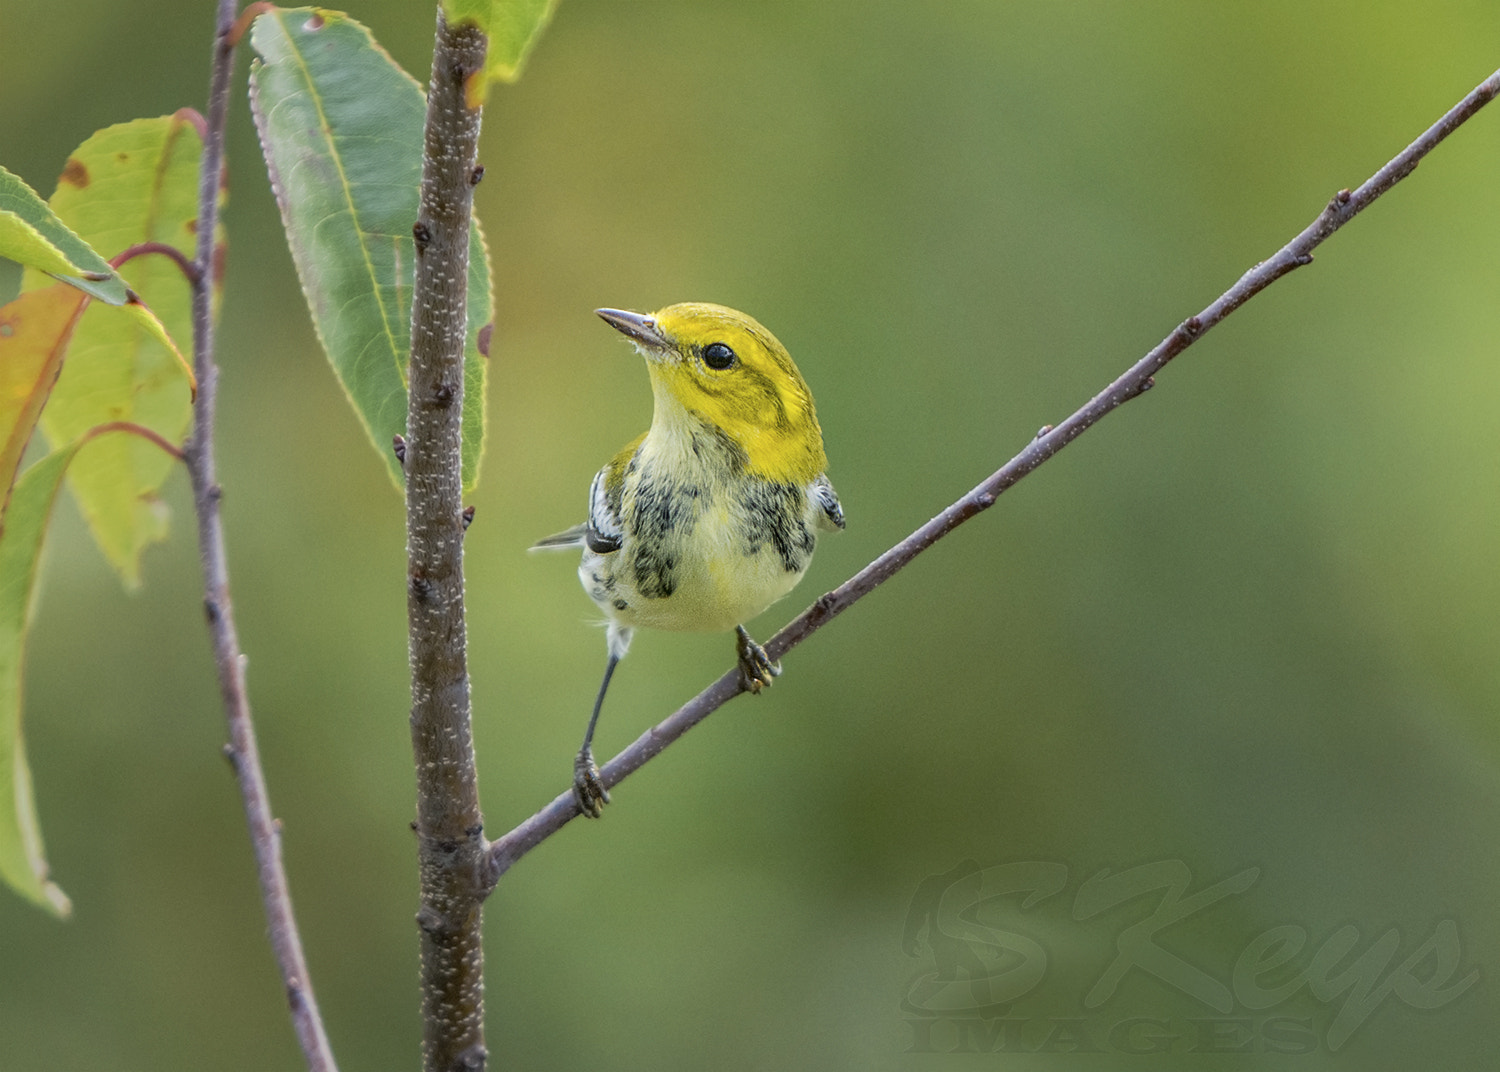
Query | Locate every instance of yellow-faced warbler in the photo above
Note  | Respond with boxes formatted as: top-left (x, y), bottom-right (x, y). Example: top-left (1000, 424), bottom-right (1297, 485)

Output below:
top-left (534, 303), bottom-right (844, 816)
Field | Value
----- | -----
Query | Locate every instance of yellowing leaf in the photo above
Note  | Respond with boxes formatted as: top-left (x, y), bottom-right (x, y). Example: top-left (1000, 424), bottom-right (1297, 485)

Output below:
top-left (0, 286), bottom-right (89, 495)
top-left (443, 0), bottom-right (559, 93)
top-left (21, 114), bottom-right (210, 587)
top-left (121, 297), bottom-right (197, 399)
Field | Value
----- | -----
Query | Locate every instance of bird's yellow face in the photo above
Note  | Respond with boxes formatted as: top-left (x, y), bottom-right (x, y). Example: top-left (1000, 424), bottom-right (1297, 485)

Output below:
top-left (596, 302), bottom-right (827, 484)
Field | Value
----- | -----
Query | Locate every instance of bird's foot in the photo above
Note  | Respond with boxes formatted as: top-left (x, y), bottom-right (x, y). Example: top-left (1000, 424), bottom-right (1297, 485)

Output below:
top-left (735, 625), bottom-right (782, 694)
top-left (573, 748), bottom-right (610, 818)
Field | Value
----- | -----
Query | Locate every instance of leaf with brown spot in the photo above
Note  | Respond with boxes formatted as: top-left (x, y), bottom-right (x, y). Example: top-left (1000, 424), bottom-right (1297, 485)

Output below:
top-left (58, 159), bottom-right (89, 188)
top-left (249, 9), bottom-right (490, 492)
top-left (19, 115), bottom-right (213, 586)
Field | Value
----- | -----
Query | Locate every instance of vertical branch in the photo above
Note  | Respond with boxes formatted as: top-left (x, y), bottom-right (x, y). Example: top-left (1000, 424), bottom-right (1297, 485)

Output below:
top-left (183, 1), bottom-right (337, 1070)
top-left (406, 9), bottom-right (488, 1072)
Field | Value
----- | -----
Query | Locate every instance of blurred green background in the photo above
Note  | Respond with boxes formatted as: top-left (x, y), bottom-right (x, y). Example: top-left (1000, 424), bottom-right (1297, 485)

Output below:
top-left (2, 1), bottom-right (1497, 1068)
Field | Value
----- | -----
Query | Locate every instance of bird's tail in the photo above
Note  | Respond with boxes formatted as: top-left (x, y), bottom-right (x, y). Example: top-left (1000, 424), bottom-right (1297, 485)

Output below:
top-left (529, 523), bottom-right (588, 552)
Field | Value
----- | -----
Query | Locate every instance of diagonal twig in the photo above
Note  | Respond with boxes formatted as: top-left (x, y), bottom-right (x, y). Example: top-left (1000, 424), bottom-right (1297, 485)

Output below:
top-left (181, 1), bottom-right (337, 1069)
top-left (485, 65), bottom-right (1500, 885)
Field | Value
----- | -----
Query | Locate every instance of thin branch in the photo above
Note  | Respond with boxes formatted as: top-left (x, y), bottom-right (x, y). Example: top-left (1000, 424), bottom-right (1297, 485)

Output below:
top-left (227, 0), bottom-right (275, 48)
top-left (181, 2), bottom-right (337, 1069)
top-left (82, 420), bottom-right (186, 461)
top-left (405, 10), bottom-right (488, 1072)
top-left (486, 65), bottom-right (1500, 884)
top-left (109, 241), bottom-right (200, 284)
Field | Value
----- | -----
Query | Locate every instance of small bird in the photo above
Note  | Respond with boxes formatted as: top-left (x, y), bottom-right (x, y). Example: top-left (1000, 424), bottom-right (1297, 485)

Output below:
top-left (533, 303), bottom-right (844, 817)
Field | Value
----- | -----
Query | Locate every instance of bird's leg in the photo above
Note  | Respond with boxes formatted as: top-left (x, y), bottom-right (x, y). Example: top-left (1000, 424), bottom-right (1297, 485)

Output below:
top-left (735, 625), bottom-right (781, 694)
top-left (574, 652), bottom-right (620, 818)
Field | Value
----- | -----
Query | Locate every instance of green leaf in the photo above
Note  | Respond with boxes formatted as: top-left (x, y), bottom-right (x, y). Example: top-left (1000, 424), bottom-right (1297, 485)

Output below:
top-left (21, 115), bottom-right (209, 588)
top-left (0, 419), bottom-right (178, 917)
top-left (0, 285), bottom-right (91, 914)
top-left (249, 8), bottom-right (491, 493)
top-left (0, 445), bottom-right (79, 918)
top-left (443, 0), bottom-right (559, 88)
top-left (0, 165), bottom-right (128, 306)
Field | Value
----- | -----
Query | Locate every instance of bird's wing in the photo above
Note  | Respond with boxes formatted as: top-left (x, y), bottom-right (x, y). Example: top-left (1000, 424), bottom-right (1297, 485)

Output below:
top-left (811, 474), bottom-right (845, 532)
top-left (531, 457), bottom-right (630, 554)
top-left (583, 464), bottom-right (625, 553)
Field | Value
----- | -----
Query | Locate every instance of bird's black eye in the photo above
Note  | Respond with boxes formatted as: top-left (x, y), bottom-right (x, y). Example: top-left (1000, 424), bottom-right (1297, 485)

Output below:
top-left (702, 342), bottom-right (736, 370)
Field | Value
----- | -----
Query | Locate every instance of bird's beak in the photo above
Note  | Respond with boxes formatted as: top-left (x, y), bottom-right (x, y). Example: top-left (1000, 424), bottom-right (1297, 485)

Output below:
top-left (595, 308), bottom-right (671, 352)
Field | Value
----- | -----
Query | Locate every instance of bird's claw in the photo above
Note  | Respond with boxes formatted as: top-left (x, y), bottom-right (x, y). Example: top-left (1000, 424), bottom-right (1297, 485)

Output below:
top-left (573, 749), bottom-right (610, 818)
top-left (735, 626), bottom-right (781, 694)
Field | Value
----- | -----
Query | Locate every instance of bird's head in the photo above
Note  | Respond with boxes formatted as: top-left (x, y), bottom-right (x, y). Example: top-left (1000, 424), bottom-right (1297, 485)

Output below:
top-left (595, 302), bottom-right (827, 482)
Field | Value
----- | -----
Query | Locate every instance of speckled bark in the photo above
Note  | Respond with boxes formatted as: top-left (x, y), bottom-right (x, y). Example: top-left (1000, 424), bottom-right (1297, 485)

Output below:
top-left (406, 10), bottom-right (488, 1072)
